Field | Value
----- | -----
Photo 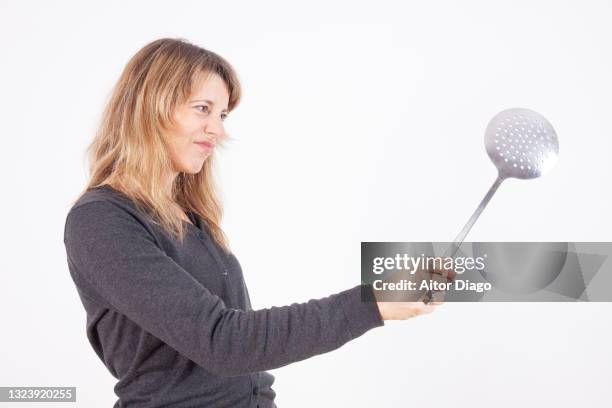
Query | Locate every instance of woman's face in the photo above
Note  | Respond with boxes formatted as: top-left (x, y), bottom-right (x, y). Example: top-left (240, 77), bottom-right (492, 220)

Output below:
top-left (165, 73), bottom-right (230, 174)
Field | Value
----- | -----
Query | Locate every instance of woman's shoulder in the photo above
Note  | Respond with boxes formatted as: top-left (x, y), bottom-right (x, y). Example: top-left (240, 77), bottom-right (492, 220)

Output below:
top-left (65, 184), bottom-right (151, 234)
top-left (69, 184), bottom-right (133, 214)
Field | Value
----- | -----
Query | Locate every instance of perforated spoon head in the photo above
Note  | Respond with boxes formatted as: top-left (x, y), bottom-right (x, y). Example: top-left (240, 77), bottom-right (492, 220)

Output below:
top-left (485, 108), bottom-right (559, 180)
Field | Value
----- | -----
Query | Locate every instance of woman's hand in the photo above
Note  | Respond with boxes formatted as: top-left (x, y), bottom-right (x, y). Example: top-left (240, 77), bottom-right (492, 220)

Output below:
top-left (375, 300), bottom-right (443, 321)
top-left (373, 257), bottom-right (453, 320)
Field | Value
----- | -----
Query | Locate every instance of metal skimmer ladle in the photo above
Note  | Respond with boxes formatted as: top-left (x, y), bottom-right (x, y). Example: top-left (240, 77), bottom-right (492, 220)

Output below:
top-left (423, 107), bottom-right (559, 303)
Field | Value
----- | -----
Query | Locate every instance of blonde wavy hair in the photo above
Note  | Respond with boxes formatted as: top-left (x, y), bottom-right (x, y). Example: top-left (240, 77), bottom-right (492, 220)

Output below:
top-left (76, 37), bottom-right (241, 253)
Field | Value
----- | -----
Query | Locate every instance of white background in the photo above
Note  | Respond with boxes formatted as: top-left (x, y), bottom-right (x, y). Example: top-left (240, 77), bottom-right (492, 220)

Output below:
top-left (1, 0), bottom-right (611, 407)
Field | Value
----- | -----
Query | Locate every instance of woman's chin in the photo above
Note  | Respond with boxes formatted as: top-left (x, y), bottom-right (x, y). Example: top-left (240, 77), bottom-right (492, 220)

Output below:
top-left (185, 162), bottom-right (205, 174)
top-left (176, 156), bottom-right (208, 174)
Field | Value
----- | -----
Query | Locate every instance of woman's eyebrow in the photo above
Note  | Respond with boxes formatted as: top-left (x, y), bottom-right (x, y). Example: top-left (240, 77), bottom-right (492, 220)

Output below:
top-left (190, 99), bottom-right (228, 112)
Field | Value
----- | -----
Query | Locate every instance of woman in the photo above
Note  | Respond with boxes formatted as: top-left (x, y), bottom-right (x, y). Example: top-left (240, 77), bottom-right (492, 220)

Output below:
top-left (63, 37), bottom-right (442, 408)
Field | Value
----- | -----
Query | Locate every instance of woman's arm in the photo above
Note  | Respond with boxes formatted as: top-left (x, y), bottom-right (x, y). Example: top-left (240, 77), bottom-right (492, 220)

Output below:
top-left (64, 200), bottom-right (384, 377)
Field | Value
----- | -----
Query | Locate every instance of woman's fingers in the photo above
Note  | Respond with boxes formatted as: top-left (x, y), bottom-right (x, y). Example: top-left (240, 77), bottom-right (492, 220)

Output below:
top-left (418, 304), bottom-right (436, 315)
top-left (376, 300), bottom-right (444, 320)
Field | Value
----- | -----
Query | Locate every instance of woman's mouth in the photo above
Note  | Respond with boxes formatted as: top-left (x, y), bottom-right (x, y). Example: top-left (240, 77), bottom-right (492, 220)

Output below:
top-left (194, 141), bottom-right (214, 150)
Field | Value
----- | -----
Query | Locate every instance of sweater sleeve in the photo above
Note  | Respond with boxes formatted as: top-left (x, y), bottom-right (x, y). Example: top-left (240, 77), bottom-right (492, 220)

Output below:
top-left (64, 200), bottom-right (384, 377)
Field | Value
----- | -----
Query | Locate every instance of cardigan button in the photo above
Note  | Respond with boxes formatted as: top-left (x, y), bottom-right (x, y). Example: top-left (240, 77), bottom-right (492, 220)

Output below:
top-left (252, 387), bottom-right (259, 396)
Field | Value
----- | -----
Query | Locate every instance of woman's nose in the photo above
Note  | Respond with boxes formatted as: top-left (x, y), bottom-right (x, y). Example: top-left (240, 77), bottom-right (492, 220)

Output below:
top-left (204, 119), bottom-right (224, 140)
top-left (204, 118), bottom-right (224, 138)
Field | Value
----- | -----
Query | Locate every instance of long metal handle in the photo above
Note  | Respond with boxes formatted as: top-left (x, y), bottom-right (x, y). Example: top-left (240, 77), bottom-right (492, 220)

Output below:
top-left (423, 175), bottom-right (504, 303)
top-left (447, 175), bottom-right (504, 258)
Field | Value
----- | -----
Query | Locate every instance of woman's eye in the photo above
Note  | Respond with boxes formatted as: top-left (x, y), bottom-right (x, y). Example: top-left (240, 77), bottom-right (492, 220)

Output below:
top-left (196, 106), bottom-right (227, 121)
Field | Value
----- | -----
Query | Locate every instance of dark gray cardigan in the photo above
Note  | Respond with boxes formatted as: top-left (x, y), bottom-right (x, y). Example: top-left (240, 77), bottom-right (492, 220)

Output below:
top-left (63, 185), bottom-right (384, 407)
